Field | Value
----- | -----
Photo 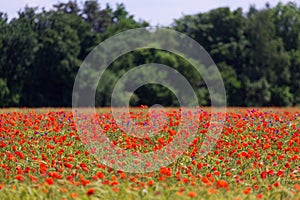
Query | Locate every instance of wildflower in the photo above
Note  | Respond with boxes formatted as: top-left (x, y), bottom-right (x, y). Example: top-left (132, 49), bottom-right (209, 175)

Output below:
top-left (119, 172), bottom-right (126, 179)
top-left (45, 178), bottom-right (54, 185)
top-left (273, 182), bottom-right (280, 187)
top-left (208, 188), bottom-right (217, 194)
top-left (96, 171), bottom-right (104, 179)
top-left (216, 180), bottom-right (228, 189)
top-left (147, 180), bottom-right (155, 186)
top-left (70, 193), bottom-right (78, 198)
top-left (294, 184), bottom-right (300, 191)
top-left (253, 185), bottom-right (259, 190)
top-left (214, 171), bottom-right (220, 176)
top-left (64, 163), bottom-right (73, 169)
top-left (187, 191), bottom-right (197, 197)
top-left (15, 175), bottom-right (24, 181)
top-left (277, 170), bottom-right (284, 177)
top-left (243, 187), bottom-right (251, 195)
top-left (225, 171), bottom-right (232, 177)
top-left (86, 188), bottom-right (95, 196)
top-left (260, 171), bottom-right (267, 179)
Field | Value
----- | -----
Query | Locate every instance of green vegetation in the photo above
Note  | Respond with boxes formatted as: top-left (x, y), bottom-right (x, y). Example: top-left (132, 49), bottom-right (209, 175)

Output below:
top-left (0, 1), bottom-right (300, 107)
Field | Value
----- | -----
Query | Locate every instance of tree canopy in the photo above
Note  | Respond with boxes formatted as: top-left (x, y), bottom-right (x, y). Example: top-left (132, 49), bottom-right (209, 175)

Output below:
top-left (0, 1), bottom-right (299, 107)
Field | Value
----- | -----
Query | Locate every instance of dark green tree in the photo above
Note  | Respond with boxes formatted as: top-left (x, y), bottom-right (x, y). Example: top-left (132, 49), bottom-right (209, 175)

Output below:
top-left (0, 8), bottom-right (38, 106)
top-left (20, 11), bottom-right (84, 106)
top-left (243, 7), bottom-right (291, 106)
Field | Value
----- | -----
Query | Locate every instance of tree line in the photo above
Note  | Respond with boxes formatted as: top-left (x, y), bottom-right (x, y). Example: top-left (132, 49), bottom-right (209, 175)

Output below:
top-left (0, 1), bottom-right (299, 107)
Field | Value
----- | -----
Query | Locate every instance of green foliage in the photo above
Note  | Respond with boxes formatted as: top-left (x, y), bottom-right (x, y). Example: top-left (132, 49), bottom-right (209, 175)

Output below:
top-left (174, 3), bottom-right (299, 107)
top-left (289, 50), bottom-right (300, 105)
top-left (0, 78), bottom-right (9, 106)
top-left (0, 1), bottom-right (300, 107)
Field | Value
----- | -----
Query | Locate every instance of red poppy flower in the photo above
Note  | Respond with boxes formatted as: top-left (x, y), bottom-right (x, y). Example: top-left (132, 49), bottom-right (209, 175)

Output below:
top-left (86, 188), bottom-right (95, 196)
top-left (216, 180), bottom-right (228, 188)
top-left (187, 191), bottom-right (197, 197)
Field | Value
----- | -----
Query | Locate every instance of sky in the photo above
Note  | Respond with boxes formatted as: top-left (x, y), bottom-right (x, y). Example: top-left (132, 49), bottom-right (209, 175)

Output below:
top-left (0, 0), bottom-right (295, 25)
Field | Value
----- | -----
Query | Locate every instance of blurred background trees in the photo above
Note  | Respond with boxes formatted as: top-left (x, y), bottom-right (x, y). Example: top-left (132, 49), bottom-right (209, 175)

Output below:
top-left (0, 1), bottom-right (299, 107)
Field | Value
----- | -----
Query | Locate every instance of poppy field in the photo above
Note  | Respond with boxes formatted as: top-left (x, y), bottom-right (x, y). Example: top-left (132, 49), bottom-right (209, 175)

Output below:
top-left (0, 107), bottom-right (299, 200)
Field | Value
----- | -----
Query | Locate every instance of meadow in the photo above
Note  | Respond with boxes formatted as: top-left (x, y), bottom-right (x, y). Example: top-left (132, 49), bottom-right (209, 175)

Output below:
top-left (0, 107), bottom-right (299, 200)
